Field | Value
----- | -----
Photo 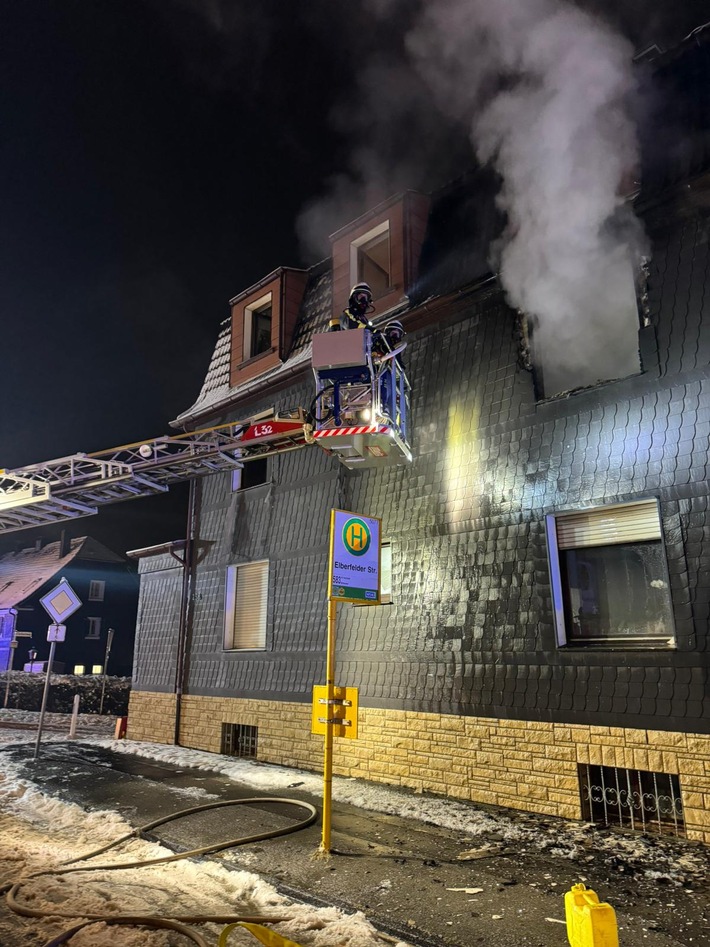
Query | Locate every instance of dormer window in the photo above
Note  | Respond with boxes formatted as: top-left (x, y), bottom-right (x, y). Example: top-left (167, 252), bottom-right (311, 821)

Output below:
top-left (352, 222), bottom-right (391, 299)
top-left (229, 269), bottom-right (307, 388)
top-left (245, 294), bottom-right (273, 360)
top-left (330, 191), bottom-right (430, 324)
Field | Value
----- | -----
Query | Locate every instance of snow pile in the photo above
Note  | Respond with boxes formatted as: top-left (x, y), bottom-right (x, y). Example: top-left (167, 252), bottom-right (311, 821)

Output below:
top-left (0, 729), bottom-right (411, 946)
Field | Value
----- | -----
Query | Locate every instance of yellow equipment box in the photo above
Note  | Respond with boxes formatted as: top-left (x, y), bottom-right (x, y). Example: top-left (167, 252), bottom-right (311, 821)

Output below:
top-left (565, 883), bottom-right (618, 947)
top-left (311, 685), bottom-right (358, 738)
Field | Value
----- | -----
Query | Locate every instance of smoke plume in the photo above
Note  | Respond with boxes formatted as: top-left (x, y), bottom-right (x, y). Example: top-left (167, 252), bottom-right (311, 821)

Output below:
top-left (302, 0), bottom-right (652, 393)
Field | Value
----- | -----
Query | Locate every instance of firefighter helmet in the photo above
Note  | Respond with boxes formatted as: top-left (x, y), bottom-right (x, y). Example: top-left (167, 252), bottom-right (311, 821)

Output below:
top-left (384, 319), bottom-right (405, 346)
top-left (348, 283), bottom-right (373, 317)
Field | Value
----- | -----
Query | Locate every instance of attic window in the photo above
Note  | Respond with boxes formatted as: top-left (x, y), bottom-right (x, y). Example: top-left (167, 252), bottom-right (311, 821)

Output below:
top-left (351, 222), bottom-right (390, 299)
top-left (244, 294), bottom-right (272, 360)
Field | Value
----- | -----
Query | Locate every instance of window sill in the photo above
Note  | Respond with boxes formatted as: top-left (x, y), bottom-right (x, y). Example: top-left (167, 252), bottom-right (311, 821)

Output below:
top-left (560, 638), bottom-right (676, 651)
top-left (223, 647), bottom-right (266, 653)
top-left (238, 348), bottom-right (277, 371)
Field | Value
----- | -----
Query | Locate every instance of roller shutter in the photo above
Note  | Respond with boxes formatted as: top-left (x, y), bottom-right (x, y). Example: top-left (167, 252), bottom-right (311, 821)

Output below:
top-left (556, 500), bottom-right (661, 551)
top-left (226, 561), bottom-right (268, 649)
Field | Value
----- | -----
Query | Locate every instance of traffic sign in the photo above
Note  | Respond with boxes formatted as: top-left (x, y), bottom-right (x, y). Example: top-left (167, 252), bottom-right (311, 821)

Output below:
top-left (40, 578), bottom-right (82, 623)
top-left (47, 624), bottom-right (66, 642)
top-left (328, 509), bottom-right (380, 603)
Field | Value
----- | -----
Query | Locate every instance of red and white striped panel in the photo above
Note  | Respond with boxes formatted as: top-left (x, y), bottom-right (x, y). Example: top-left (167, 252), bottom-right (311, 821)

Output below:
top-left (312, 425), bottom-right (390, 438)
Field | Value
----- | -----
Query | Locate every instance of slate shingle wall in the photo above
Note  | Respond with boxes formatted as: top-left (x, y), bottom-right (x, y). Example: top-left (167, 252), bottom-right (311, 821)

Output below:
top-left (135, 212), bottom-right (710, 736)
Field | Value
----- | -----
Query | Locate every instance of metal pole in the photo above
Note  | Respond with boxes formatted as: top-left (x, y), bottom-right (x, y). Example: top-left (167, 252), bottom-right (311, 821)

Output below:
top-left (320, 597), bottom-right (337, 854)
top-left (69, 693), bottom-right (80, 738)
top-left (3, 639), bottom-right (17, 709)
top-left (33, 639), bottom-right (56, 761)
top-left (99, 628), bottom-right (115, 715)
top-left (174, 479), bottom-right (196, 746)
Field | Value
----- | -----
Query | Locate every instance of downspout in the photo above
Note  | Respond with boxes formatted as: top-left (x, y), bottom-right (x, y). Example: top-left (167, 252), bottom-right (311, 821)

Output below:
top-left (174, 478), bottom-right (196, 745)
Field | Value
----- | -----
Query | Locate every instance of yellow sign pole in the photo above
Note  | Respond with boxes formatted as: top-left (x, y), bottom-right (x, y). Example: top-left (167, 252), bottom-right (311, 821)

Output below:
top-left (320, 596), bottom-right (337, 853)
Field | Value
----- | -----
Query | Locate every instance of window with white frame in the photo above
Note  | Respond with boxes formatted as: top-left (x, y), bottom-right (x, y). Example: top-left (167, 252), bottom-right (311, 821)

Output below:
top-left (351, 221), bottom-right (390, 299)
top-left (546, 499), bottom-right (675, 647)
top-left (88, 580), bottom-right (105, 602)
top-left (85, 617), bottom-right (102, 639)
top-left (224, 561), bottom-right (268, 650)
top-left (243, 293), bottom-right (272, 360)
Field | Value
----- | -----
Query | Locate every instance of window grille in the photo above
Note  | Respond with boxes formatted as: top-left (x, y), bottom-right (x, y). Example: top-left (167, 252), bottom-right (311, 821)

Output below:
top-left (579, 764), bottom-right (684, 836)
top-left (221, 723), bottom-right (258, 759)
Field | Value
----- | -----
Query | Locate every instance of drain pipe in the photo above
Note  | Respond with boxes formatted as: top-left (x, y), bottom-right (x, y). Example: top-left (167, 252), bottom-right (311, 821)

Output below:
top-left (174, 479), bottom-right (196, 746)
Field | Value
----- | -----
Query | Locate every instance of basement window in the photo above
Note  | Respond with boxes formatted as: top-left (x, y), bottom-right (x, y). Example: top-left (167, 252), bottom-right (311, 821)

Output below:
top-left (579, 764), bottom-right (684, 836)
top-left (244, 293), bottom-right (273, 360)
top-left (224, 561), bottom-right (268, 650)
top-left (546, 499), bottom-right (675, 647)
top-left (221, 723), bottom-right (258, 759)
top-left (351, 221), bottom-right (391, 299)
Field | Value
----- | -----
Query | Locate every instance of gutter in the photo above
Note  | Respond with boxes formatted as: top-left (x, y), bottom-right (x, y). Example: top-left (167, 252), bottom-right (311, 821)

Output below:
top-left (174, 272), bottom-right (500, 431)
top-left (171, 349), bottom-right (313, 431)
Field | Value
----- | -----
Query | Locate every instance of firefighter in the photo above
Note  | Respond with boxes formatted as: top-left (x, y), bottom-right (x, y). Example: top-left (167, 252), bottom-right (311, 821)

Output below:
top-left (383, 319), bottom-right (405, 367)
top-left (328, 283), bottom-right (374, 331)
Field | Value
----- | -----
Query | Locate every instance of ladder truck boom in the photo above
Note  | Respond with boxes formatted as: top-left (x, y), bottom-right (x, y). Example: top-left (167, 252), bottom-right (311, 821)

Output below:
top-left (0, 319), bottom-right (413, 535)
top-left (0, 414), bottom-right (307, 534)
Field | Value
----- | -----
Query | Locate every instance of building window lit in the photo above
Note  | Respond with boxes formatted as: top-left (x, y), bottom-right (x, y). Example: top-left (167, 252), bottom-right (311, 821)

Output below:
top-left (351, 222), bottom-right (390, 299)
top-left (224, 561), bottom-right (268, 650)
top-left (74, 665), bottom-right (85, 675)
top-left (244, 293), bottom-right (272, 360)
top-left (92, 664), bottom-right (103, 674)
top-left (546, 499), bottom-right (675, 647)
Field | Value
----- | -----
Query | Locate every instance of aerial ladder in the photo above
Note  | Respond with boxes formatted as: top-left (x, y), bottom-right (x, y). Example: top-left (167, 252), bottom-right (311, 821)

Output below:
top-left (0, 325), bottom-right (412, 536)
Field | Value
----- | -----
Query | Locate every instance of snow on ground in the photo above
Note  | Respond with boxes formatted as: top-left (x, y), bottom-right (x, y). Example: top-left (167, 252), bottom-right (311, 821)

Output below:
top-left (0, 713), bottom-right (410, 947)
top-left (0, 707), bottom-right (708, 947)
top-left (3, 708), bottom-right (706, 884)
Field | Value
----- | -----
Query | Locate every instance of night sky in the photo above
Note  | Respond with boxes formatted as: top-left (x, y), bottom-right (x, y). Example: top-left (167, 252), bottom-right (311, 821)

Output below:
top-left (1, 1), bottom-right (707, 557)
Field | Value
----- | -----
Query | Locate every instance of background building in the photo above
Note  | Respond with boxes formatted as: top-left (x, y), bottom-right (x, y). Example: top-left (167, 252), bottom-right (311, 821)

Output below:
top-left (0, 536), bottom-right (138, 677)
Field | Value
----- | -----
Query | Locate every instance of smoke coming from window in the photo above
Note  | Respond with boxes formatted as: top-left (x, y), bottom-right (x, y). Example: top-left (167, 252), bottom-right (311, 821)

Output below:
top-left (300, 0), bottom-right (657, 392)
top-left (404, 0), bottom-right (647, 391)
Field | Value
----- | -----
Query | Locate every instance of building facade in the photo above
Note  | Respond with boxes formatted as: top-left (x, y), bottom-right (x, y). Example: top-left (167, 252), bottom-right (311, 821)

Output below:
top-left (0, 536), bottom-right (138, 677)
top-left (129, 39), bottom-right (710, 842)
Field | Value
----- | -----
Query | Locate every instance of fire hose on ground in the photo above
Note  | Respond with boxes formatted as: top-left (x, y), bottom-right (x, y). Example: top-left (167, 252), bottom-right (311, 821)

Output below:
top-left (1, 795), bottom-right (318, 947)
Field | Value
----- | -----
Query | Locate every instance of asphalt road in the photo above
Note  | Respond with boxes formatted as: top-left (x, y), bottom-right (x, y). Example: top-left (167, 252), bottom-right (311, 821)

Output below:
top-left (4, 742), bottom-right (710, 947)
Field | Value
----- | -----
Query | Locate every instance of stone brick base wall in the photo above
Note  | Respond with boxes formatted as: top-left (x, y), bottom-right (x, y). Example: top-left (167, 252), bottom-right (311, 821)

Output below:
top-left (126, 691), bottom-right (177, 746)
top-left (127, 691), bottom-right (710, 843)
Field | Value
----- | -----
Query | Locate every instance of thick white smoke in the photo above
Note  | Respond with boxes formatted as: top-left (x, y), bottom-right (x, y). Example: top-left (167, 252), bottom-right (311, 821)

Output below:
top-left (404, 0), bottom-right (646, 392)
top-left (303, 0), bottom-right (648, 394)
